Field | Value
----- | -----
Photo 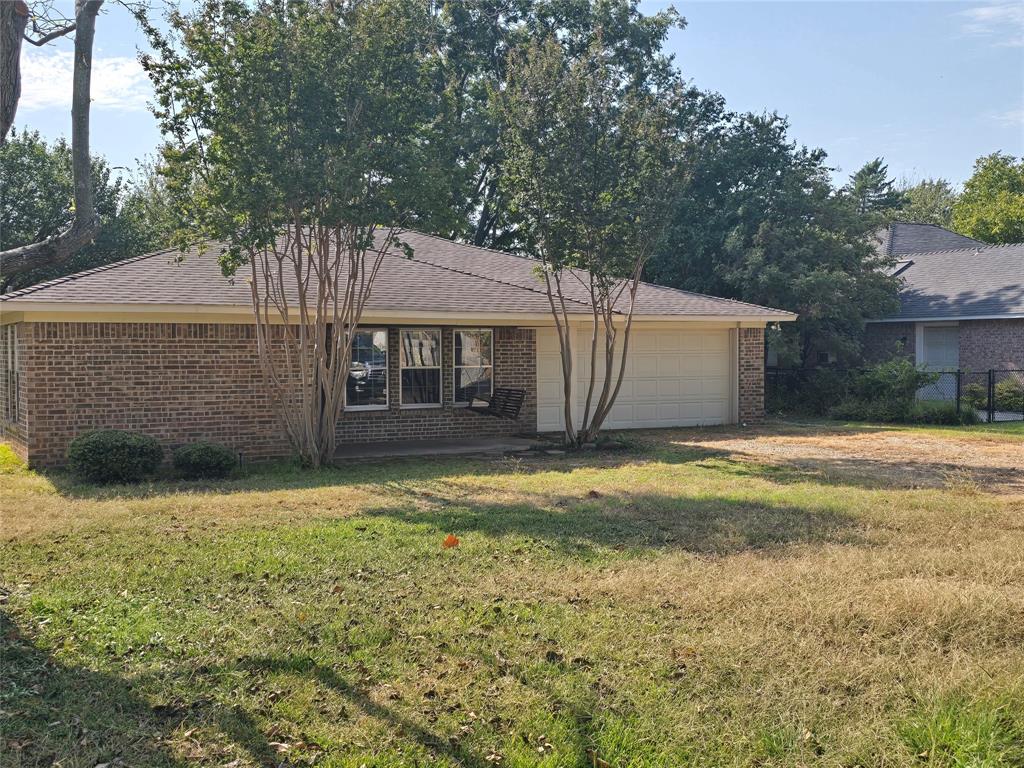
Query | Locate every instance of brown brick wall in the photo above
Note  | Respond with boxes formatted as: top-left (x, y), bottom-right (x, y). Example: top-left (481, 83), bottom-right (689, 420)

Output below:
top-left (335, 326), bottom-right (535, 445)
top-left (0, 324), bottom-right (29, 461)
top-left (10, 322), bottom-right (536, 468)
top-left (862, 322), bottom-right (915, 363)
top-left (958, 319), bottom-right (1024, 372)
top-left (738, 327), bottom-right (765, 424)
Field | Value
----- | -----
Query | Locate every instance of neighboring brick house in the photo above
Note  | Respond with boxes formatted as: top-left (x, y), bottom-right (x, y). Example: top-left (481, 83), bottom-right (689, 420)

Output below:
top-left (0, 231), bottom-right (794, 467)
top-left (863, 223), bottom-right (1024, 372)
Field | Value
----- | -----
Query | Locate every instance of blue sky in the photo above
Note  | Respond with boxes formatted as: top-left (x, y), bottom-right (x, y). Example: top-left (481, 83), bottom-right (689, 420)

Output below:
top-left (14, 0), bottom-right (1024, 187)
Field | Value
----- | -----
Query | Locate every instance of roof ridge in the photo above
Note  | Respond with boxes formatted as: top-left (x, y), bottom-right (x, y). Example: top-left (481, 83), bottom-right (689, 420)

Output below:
top-left (1, 247), bottom-right (182, 301)
top-left (405, 229), bottom-right (790, 315)
top-left (899, 242), bottom-right (1024, 256)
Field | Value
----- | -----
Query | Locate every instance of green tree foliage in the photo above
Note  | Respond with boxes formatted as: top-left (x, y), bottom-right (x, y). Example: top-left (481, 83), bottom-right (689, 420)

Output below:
top-left (952, 153), bottom-right (1024, 244)
top-left (498, 37), bottom-right (683, 444)
top-left (898, 178), bottom-right (958, 227)
top-left (434, 0), bottom-right (699, 249)
top-left (845, 157), bottom-right (906, 216)
top-left (648, 114), bottom-right (900, 367)
top-left (0, 130), bottom-right (172, 290)
top-left (140, 0), bottom-right (447, 466)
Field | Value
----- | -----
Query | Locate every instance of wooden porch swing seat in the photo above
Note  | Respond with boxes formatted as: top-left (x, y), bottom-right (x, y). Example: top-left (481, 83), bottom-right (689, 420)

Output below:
top-left (465, 387), bottom-right (526, 420)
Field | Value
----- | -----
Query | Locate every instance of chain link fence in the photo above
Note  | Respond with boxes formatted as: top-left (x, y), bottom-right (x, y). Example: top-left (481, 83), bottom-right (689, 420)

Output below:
top-left (766, 367), bottom-right (1024, 423)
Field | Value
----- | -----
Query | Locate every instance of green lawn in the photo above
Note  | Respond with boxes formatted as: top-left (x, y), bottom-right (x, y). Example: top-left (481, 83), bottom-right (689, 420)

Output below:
top-left (2, 423), bottom-right (1023, 767)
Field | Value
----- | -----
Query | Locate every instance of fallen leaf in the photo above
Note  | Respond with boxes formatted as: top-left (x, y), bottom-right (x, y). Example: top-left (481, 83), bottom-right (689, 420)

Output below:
top-left (442, 534), bottom-right (460, 549)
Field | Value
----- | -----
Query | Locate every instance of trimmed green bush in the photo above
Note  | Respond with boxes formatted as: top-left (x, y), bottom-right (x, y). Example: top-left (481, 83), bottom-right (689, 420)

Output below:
top-left (173, 442), bottom-right (236, 479)
top-left (67, 430), bottom-right (164, 484)
top-left (995, 379), bottom-right (1024, 413)
top-left (963, 382), bottom-right (987, 410)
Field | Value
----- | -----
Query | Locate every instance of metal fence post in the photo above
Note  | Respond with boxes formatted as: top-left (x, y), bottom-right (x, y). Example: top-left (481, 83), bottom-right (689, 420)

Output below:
top-left (955, 370), bottom-right (961, 416)
top-left (987, 369), bottom-right (996, 424)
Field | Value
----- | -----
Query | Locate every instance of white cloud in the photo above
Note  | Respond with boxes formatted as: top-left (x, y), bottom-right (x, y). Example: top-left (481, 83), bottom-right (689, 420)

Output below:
top-left (956, 2), bottom-right (1024, 47)
top-left (992, 107), bottom-right (1024, 126)
top-left (19, 49), bottom-right (152, 112)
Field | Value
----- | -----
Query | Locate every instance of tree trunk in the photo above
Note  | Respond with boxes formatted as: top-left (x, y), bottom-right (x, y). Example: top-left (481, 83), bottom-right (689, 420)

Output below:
top-left (0, 0), bottom-right (29, 142)
top-left (0, 0), bottom-right (103, 285)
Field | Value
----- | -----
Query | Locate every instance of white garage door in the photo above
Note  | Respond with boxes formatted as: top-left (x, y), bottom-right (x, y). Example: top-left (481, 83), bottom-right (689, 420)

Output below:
top-left (536, 326), bottom-right (734, 432)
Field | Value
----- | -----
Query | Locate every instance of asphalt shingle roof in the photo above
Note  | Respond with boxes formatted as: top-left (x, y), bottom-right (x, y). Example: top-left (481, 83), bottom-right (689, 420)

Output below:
top-left (877, 222), bottom-right (983, 255)
top-left (882, 242), bottom-right (1024, 321)
top-left (1, 230), bottom-right (794, 320)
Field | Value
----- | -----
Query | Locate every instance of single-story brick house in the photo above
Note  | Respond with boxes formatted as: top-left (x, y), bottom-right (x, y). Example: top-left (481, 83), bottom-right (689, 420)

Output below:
top-left (864, 223), bottom-right (1024, 371)
top-left (0, 231), bottom-right (794, 467)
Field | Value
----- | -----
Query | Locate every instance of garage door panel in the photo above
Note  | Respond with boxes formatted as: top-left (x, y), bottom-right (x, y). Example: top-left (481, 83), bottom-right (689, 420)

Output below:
top-left (634, 356), bottom-right (660, 377)
top-left (703, 333), bottom-right (730, 353)
top-left (655, 356), bottom-right (681, 377)
top-left (657, 379), bottom-right (682, 398)
top-left (537, 327), bottom-right (734, 431)
top-left (634, 379), bottom-right (660, 399)
top-left (702, 356), bottom-right (730, 377)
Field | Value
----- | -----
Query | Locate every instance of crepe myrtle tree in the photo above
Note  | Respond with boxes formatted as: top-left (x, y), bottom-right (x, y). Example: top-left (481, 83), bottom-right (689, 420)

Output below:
top-left (141, 0), bottom-right (445, 467)
top-left (498, 37), bottom-right (683, 447)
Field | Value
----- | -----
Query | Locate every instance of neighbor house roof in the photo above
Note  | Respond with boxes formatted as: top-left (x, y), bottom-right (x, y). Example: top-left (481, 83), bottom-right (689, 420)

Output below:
top-left (876, 222), bottom-right (983, 256)
top-left (0, 230), bottom-right (795, 321)
top-left (875, 242), bottom-right (1024, 322)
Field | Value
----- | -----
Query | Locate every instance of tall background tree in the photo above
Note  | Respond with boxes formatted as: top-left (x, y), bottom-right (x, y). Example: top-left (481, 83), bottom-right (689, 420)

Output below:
top-left (0, 130), bottom-right (172, 290)
top-left (952, 153), bottom-right (1024, 244)
top-left (844, 157), bottom-right (906, 216)
top-left (647, 114), bottom-right (900, 367)
top-left (433, 0), bottom-right (694, 250)
top-left (498, 37), bottom-right (683, 445)
top-left (141, 0), bottom-right (446, 467)
top-left (898, 178), bottom-right (959, 227)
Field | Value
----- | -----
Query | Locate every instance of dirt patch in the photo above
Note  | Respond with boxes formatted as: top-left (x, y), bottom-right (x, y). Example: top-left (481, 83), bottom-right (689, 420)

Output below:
top-left (660, 426), bottom-right (1024, 495)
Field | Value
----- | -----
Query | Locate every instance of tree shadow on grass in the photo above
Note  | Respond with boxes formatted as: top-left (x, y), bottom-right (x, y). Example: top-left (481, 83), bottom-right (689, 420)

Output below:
top-left (42, 444), bottom-right (720, 502)
top-left (0, 613), bottom-right (286, 767)
top-left (0, 612), bottom-right (186, 767)
top-left (363, 488), bottom-right (865, 558)
top-left (238, 654), bottom-right (494, 768)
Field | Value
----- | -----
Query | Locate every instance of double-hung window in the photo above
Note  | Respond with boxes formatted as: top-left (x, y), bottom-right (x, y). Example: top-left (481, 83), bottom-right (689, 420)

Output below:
top-left (400, 329), bottom-right (442, 406)
top-left (346, 328), bottom-right (388, 409)
top-left (454, 329), bottom-right (493, 405)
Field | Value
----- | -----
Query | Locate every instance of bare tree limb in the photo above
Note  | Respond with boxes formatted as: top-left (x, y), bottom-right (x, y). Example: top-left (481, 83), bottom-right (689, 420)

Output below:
top-left (24, 23), bottom-right (76, 46)
top-left (0, 0), bottom-right (103, 285)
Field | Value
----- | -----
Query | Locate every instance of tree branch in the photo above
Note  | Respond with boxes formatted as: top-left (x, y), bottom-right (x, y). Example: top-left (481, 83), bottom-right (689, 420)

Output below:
top-left (24, 23), bottom-right (76, 46)
top-left (0, 0), bottom-right (103, 285)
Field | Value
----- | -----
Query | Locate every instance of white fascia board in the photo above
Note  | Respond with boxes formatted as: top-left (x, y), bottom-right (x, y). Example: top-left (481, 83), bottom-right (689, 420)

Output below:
top-left (870, 314), bottom-right (1024, 323)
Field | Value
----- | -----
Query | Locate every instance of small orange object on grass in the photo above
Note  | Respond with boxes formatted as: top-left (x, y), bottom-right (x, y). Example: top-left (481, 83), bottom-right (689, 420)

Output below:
top-left (442, 533), bottom-right (460, 549)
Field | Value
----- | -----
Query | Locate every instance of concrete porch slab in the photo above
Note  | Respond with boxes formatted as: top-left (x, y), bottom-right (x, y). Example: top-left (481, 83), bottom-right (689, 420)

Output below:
top-left (333, 436), bottom-right (541, 461)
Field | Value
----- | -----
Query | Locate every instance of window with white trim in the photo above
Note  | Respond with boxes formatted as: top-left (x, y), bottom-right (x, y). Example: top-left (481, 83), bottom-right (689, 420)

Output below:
top-left (400, 328), bottom-right (441, 406)
top-left (346, 328), bottom-right (388, 409)
top-left (454, 329), bottom-right (493, 405)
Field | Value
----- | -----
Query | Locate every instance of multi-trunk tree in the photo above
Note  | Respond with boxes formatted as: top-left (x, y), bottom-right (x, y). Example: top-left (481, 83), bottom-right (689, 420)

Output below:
top-left (498, 37), bottom-right (682, 446)
top-left (142, 0), bottom-right (445, 467)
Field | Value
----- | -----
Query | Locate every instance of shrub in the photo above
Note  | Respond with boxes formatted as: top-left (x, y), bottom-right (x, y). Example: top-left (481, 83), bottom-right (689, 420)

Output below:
top-left (766, 368), bottom-right (854, 416)
top-left (962, 382), bottom-right (987, 410)
top-left (828, 358), bottom-right (954, 424)
top-left (995, 378), bottom-right (1024, 413)
top-left (909, 401), bottom-right (980, 425)
top-left (172, 442), bottom-right (236, 479)
top-left (846, 357), bottom-right (937, 405)
top-left (66, 430), bottom-right (163, 483)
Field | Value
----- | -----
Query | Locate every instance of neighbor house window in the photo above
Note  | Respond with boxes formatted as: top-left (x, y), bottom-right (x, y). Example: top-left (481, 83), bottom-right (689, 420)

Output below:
top-left (454, 329), bottom-right (493, 405)
top-left (400, 328), bottom-right (441, 406)
top-left (346, 328), bottom-right (388, 409)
